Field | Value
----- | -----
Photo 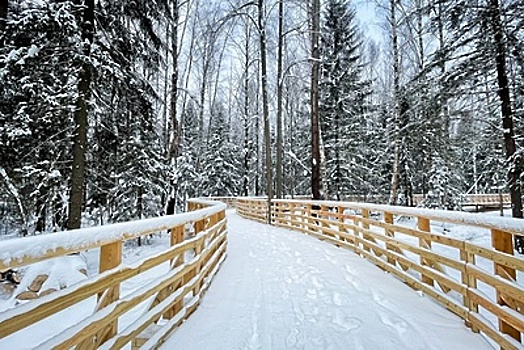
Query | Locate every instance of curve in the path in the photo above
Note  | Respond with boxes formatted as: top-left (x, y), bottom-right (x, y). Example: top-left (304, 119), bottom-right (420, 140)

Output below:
top-left (161, 211), bottom-right (492, 350)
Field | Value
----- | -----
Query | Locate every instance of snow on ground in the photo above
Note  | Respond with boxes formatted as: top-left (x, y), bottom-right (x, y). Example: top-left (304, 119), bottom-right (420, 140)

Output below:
top-left (0, 232), bottom-right (174, 349)
top-left (162, 212), bottom-right (492, 350)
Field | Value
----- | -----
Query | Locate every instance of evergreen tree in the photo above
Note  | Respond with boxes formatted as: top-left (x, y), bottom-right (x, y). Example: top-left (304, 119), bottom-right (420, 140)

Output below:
top-left (175, 102), bottom-right (200, 209)
top-left (199, 104), bottom-right (242, 197)
top-left (0, 1), bottom-right (81, 234)
top-left (319, 0), bottom-right (369, 200)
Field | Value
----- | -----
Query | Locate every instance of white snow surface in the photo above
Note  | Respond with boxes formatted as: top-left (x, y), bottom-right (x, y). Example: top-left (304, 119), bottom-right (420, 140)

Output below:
top-left (162, 212), bottom-right (492, 350)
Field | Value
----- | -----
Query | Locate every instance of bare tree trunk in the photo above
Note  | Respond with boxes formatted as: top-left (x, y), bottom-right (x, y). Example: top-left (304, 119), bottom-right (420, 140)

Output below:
top-left (0, 0), bottom-right (7, 48)
top-left (163, 21), bottom-right (171, 158)
top-left (207, 25), bottom-right (234, 143)
top-left (276, 0), bottom-right (284, 199)
top-left (242, 25), bottom-right (251, 197)
top-left (0, 167), bottom-right (28, 235)
top-left (35, 190), bottom-right (46, 233)
top-left (310, 0), bottom-right (321, 200)
top-left (258, 0), bottom-right (273, 223)
top-left (489, 0), bottom-right (523, 253)
top-left (389, 0), bottom-right (400, 206)
top-left (255, 64), bottom-right (261, 196)
top-left (169, 0), bottom-right (180, 210)
top-left (68, 0), bottom-right (95, 230)
top-left (180, 2), bottom-right (198, 119)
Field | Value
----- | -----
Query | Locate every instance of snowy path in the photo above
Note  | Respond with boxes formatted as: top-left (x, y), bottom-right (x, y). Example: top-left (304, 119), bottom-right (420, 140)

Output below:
top-left (162, 212), bottom-right (492, 350)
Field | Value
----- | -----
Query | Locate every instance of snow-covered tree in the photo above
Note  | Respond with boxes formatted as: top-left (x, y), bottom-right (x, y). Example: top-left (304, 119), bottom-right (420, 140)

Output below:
top-left (319, 0), bottom-right (370, 200)
top-left (199, 104), bottom-right (242, 196)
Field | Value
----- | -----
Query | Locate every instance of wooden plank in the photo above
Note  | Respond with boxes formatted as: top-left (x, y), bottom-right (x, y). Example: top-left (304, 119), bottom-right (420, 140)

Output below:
top-left (491, 229), bottom-right (521, 342)
top-left (47, 233), bottom-right (226, 350)
top-left (417, 217), bottom-right (434, 287)
top-left (460, 247), bottom-right (479, 332)
top-left (353, 240), bottom-right (468, 319)
top-left (165, 225), bottom-right (185, 319)
top-left (241, 199), bottom-right (524, 349)
top-left (384, 212), bottom-right (396, 265)
top-left (357, 227), bottom-right (464, 272)
top-left (96, 241), bottom-right (122, 344)
top-left (468, 266), bottom-right (524, 305)
top-left (468, 313), bottom-right (523, 350)
top-left (468, 289), bottom-right (524, 333)
top-left (365, 218), bottom-right (464, 249)
top-left (353, 235), bottom-right (466, 295)
top-left (0, 219), bottom-right (225, 340)
top-left (466, 243), bottom-right (524, 272)
top-left (104, 240), bottom-right (227, 350)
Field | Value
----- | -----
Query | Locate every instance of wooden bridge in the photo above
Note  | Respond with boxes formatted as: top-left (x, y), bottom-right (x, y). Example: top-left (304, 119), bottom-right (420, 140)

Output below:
top-left (0, 197), bottom-right (523, 349)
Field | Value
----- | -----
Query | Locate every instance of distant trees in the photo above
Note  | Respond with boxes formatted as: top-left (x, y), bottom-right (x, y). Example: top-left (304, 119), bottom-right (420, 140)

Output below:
top-left (1, 0), bottom-right (523, 257)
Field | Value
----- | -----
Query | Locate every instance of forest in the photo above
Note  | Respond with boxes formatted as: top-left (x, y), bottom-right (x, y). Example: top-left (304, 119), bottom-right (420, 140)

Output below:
top-left (0, 0), bottom-right (523, 250)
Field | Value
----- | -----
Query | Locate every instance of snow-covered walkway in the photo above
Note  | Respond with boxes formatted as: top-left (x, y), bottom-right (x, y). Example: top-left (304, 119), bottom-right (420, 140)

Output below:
top-left (162, 211), bottom-right (492, 349)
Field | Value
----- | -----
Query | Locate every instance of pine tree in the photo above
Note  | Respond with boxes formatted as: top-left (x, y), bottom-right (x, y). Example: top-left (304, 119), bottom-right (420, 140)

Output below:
top-left (175, 102), bottom-right (200, 209)
top-left (0, 1), bottom-right (81, 234)
top-left (319, 0), bottom-right (369, 200)
top-left (199, 104), bottom-right (242, 196)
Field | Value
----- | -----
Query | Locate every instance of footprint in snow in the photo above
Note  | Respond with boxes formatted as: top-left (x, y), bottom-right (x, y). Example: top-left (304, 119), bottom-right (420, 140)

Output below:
top-left (333, 291), bottom-right (343, 306)
top-left (344, 275), bottom-right (368, 293)
top-left (311, 276), bottom-right (324, 288)
top-left (371, 290), bottom-right (391, 309)
top-left (379, 311), bottom-right (409, 336)
top-left (292, 301), bottom-right (305, 322)
top-left (326, 255), bottom-right (338, 264)
top-left (307, 289), bottom-right (318, 300)
top-left (286, 328), bottom-right (299, 347)
top-left (332, 311), bottom-right (362, 332)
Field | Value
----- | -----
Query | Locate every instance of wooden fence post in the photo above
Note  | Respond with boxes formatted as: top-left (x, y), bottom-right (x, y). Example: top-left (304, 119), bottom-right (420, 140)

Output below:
top-left (491, 229), bottom-right (520, 342)
top-left (384, 212), bottom-right (395, 264)
top-left (274, 201), bottom-right (281, 226)
top-left (289, 202), bottom-right (296, 229)
top-left (460, 244), bottom-right (479, 332)
top-left (360, 209), bottom-right (370, 252)
top-left (305, 204), bottom-right (312, 232)
top-left (96, 241), bottom-right (122, 344)
top-left (417, 217), bottom-right (433, 286)
top-left (192, 219), bottom-right (206, 295)
top-left (165, 225), bottom-right (185, 319)
top-left (337, 206), bottom-right (346, 240)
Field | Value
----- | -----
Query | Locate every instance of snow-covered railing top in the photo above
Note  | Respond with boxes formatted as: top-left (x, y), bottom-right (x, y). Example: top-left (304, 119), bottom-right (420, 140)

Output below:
top-left (0, 199), bottom-right (226, 270)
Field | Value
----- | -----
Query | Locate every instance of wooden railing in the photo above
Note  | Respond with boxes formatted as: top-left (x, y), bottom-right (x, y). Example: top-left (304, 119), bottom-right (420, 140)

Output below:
top-left (236, 198), bottom-right (524, 350)
top-left (205, 196), bottom-right (237, 208)
top-left (0, 198), bottom-right (227, 349)
top-left (413, 193), bottom-right (511, 209)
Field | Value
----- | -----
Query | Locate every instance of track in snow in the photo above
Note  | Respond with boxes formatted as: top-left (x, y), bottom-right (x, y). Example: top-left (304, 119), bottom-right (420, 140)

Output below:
top-left (162, 211), bottom-right (491, 350)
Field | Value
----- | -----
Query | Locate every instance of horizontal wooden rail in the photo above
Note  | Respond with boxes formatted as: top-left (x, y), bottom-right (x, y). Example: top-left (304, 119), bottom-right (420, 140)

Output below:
top-left (204, 197), bottom-right (237, 208)
top-left (413, 193), bottom-right (511, 208)
top-left (236, 198), bottom-right (524, 350)
top-left (0, 199), bottom-right (227, 349)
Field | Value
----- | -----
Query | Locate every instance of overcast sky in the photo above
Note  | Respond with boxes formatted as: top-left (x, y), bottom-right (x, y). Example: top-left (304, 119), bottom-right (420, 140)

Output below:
top-left (354, 0), bottom-right (384, 44)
